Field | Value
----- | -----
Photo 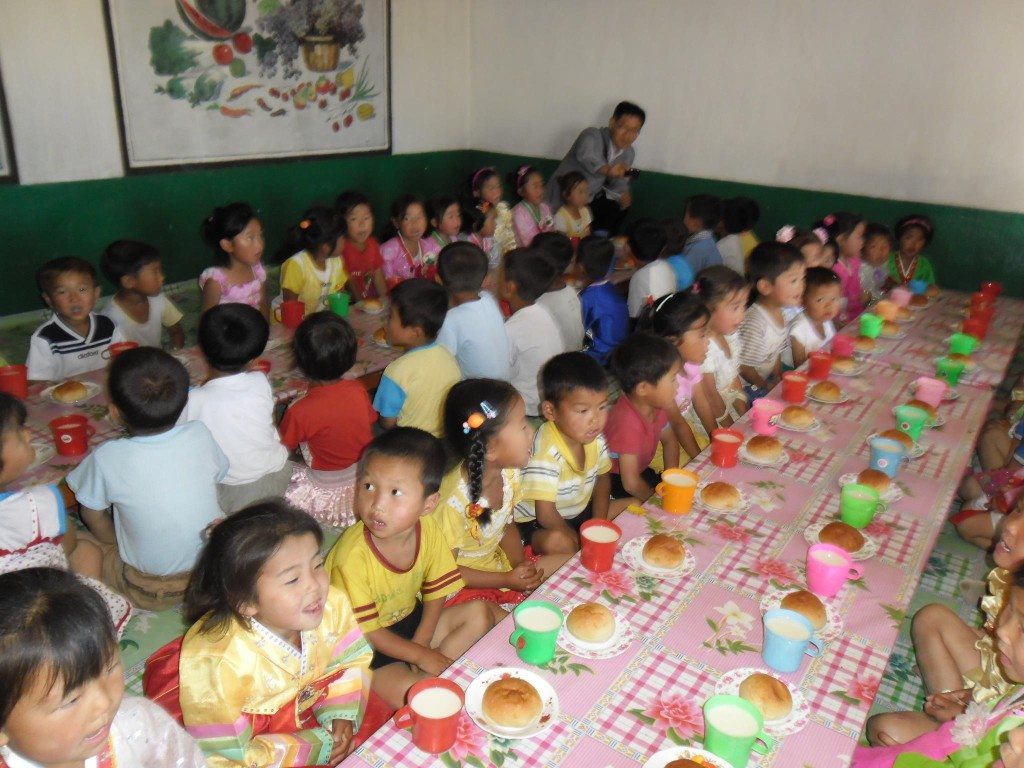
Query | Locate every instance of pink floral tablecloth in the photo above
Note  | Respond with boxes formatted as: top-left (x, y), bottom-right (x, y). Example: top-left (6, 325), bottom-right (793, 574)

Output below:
top-left (18, 307), bottom-right (398, 488)
top-left (343, 291), bottom-right (1024, 768)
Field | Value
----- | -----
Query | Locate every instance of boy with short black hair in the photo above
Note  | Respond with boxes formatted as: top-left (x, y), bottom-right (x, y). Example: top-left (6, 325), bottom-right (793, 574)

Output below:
top-left (578, 235), bottom-right (630, 366)
top-left (532, 231), bottom-right (585, 350)
top-left (682, 194), bottom-right (725, 274)
top-left (27, 257), bottom-right (126, 381)
top-left (100, 240), bottom-right (185, 350)
top-left (606, 333), bottom-right (681, 501)
top-left (179, 303), bottom-right (291, 513)
top-left (501, 248), bottom-right (566, 418)
top-left (625, 218), bottom-right (675, 318)
top-left (436, 242), bottom-right (510, 380)
top-left (326, 427), bottom-right (492, 709)
top-left (515, 353), bottom-right (613, 555)
top-left (68, 347), bottom-right (227, 610)
top-left (373, 278), bottom-right (461, 436)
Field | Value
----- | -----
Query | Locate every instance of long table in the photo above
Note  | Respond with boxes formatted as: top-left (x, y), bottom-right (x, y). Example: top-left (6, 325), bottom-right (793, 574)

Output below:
top-left (342, 291), bottom-right (1024, 768)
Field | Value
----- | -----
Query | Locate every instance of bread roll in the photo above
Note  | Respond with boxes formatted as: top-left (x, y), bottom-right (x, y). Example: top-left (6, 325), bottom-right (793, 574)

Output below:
top-left (642, 534), bottom-right (686, 569)
top-left (882, 320), bottom-right (900, 336)
top-left (746, 435), bottom-right (782, 463)
top-left (482, 678), bottom-right (543, 729)
top-left (739, 672), bottom-right (794, 721)
top-left (857, 468), bottom-right (891, 494)
top-left (372, 327), bottom-right (388, 345)
top-left (665, 760), bottom-right (704, 768)
top-left (905, 399), bottom-right (938, 420)
top-left (926, 284), bottom-right (940, 298)
top-left (361, 298), bottom-right (383, 312)
top-left (701, 482), bottom-right (741, 510)
top-left (910, 294), bottom-right (928, 307)
top-left (565, 603), bottom-right (616, 644)
top-left (949, 353), bottom-right (973, 366)
top-left (809, 381), bottom-right (842, 403)
top-left (831, 356), bottom-right (857, 374)
top-left (819, 521), bottom-right (866, 553)
top-left (780, 589), bottom-right (827, 630)
top-left (53, 380), bottom-right (88, 404)
top-left (781, 405), bottom-right (815, 429)
top-left (855, 336), bottom-right (875, 353)
top-left (896, 306), bottom-right (912, 320)
top-left (880, 428), bottom-right (915, 451)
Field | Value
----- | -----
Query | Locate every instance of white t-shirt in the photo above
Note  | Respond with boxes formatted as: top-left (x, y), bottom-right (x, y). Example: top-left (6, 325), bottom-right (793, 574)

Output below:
top-left (436, 291), bottom-right (511, 380)
top-left (536, 285), bottom-right (585, 351)
top-left (178, 372), bottom-right (289, 485)
top-left (506, 304), bottom-right (566, 417)
top-left (739, 303), bottom-right (790, 380)
top-left (702, 331), bottom-right (743, 394)
top-left (717, 233), bottom-right (745, 275)
top-left (790, 314), bottom-right (836, 357)
top-left (627, 260), bottom-right (677, 318)
top-left (101, 293), bottom-right (183, 348)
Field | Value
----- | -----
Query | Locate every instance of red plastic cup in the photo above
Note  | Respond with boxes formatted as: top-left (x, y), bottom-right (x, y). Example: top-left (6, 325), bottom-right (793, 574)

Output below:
top-left (49, 415), bottom-right (95, 457)
top-left (710, 428), bottom-right (744, 468)
top-left (107, 341), bottom-right (139, 360)
top-left (393, 678), bottom-right (465, 754)
top-left (275, 299), bottom-right (305, 329)
top-left (807, 352), bottom-right (832, 380)
top-left (970, 292), bottom-right (992, 311)
top-left (579, 519), bottom-right (621, 572)
top-left (969, 305), bottom-right (995, 325)
top-left (0, 365), bottom-right (28, 399)
top-left (781, 372), bottom-right (809, 403)
top-left (569, 236), bottom-right (581, 252)
top-left (962, 318), bottom-right (988, 341)
top-left (252, 358), bottom-right (272, 375)
top-left (980, 281), bottom-right (1003, 299)
top-left (832, 333), bottom-right (856, 357)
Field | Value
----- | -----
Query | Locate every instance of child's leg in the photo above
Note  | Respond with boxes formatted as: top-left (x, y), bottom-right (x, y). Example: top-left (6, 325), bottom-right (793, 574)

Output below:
top-left (531, 527), bottom-right (578, 556)
top-left (67, 536), bottom-right (102, 579)
top-left (866, 711), bottom-right (939, 746)
top-left (954, 511), bottom-right (996, 550)
top-left (911, 604), bottom-right (984, 695)
top-left (961, 422), bottom-right (1014, 500)
top-left (371, 662), bottom-right (425, 710)
top-left (534, 552), bottom-right (572, 583)
top-left (431, 601), bottom-right (495, 660)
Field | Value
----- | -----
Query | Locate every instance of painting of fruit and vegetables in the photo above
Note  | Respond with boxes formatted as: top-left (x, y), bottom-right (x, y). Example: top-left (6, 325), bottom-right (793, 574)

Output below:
top-left (105, 0), bottom-right (389, 168)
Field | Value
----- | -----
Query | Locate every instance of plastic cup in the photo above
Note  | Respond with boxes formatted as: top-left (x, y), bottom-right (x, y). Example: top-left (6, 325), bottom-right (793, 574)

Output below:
top-left (579, 520), bottom-right (621, 572)
top-left (832, 333), bottom-right (856, 357)
top-left (894, 404), bottom-right (930, 442)
top-left (969, 305), bottom-right (995, 325)
top-left (936, 357), bottom-right (967, 387)
top-left (889, 287), bottom-right (911, 307)
top-left (980, 281), bottom-right (1003, 298)
top-left (328, 291), bottom-right (350, 317)
top-left (962, 318), bottom-right (988, 341)
top-left (656, 469), bottom-right (699, 515)
top-left (781, 372), bottom-right (809, 403)
top-left (949, 333), bottom-right (978, 357)
top-left (914, 377), bottom-right (947, 408)
top-left (761, 608), bottom-right (823, 673)
top-left (274, 299), bottom-right (305, 329)
top-left (869, 436), bottom-right (907, 479)
top-left (874, 300), bottom-right (898, 321)
top-left (859, 313), bottom-right (883, 339)
top-left (393, 678), bottom-right (465, 754)
top-left (0, 364), bottom-right (28, 399)
top-left (840, 482), bottom-right (886, 529)
top-left (107, 341), bottom-right (139, 360)
top-left (703, 694), bottom-right (777, 768)
top-left (252, 358), bottom-right (272, 375)
top-left (710, 428), bottom-right (744, 468)
top-left (509, 600), bottom-right (563, 666)
top-left (909, 279), bottom-right (928, 295)
top-left (807, 352), bottom-right (833, 380)
top-left (750, 398), bottom-right (785, 437)
top-left (49, 415), bottom-right (95, 457)
top-left (806, 543), bottom-right (863, 598)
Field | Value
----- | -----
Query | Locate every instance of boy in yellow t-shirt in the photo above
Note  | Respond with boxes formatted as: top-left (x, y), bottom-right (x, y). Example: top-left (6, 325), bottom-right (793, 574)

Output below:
top-left (326, 428), bottom-right (493, 709)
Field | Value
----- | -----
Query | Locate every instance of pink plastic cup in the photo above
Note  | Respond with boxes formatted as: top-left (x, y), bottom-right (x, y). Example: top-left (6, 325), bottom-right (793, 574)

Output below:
top-left (913, 377), bottom-right (947, 409)
top-left (889, 287), bottom-right (912, 307)
top-left (806, 543), bottom-right (863, 599)
top-left (751, 398), bottom-right (785, 437)
top-left (832, 334), bottom-right (856, 357)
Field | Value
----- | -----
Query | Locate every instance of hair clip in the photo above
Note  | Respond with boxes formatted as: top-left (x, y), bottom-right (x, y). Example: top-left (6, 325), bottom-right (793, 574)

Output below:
top-left (691, 282), bottom-right (701, 295)
top-left (516, 165), bottom-right (532, 187)
top-left (467, 502), bottom-right (485, 519)
top-left (813, 227), bottom-right (829, 244)
top-left (902, 216), bottom-right (933, 234)
top-left (299, 219), bottom-right (311, 229)
top-left (471, 166), bottom-right (495, 189)
top-left (823, 214), bottom-right (836, 227)
top-left (462, 400), bottom-right (498, 434)
top-left (776, 225), bottom-right (796, 243)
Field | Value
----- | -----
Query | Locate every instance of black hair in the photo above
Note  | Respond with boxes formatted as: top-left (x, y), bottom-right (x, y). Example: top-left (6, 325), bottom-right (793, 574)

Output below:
top-left (721, 198), bottom-right (753, 235)
top-left (385, 194), bottom-right (427, 241)
top-left (636, 291), bottom-right (710, 340)
top-left (429, 195), bottom-right (462, 230)
top-left (358, 427), bottom-right (446, 495)
top-left (612, 100), bottom-right (646, 124)
top-left (578, 235), bottom-right (615, 282)
top-left (863, 222), bottom-right (895, 248)
top-left (541, 352), bottom-right (608, 404)
top-left (502, 248), bottom-right (556, 303)
top-left (625, 218), bottom-right (667, 263)
top-left (661, 218), bottom-right (688, 255)
top-left (894, 214), bottom-right (935, 246)
top-left (694, 265), bottom-right (748, 309)
top-left (804, 266), bottom-right (842, 293)
top-left (443, 379), bottom-right (520, 527)
top-left (100, 240), bottom-right (160, 287)
top-left (816, 212), bottom-right (865, 250)
top-left (390, 278), bottom-right (448, 339)
top-left (459, 201), bottom-right (487, 236)
top-left (531, 231), bottom-right (574, 274)
top-left (276, 206), bottom-right (340, 262)
top-left (292, 311), bottom-right (357, 381)
top-left (782, 227), bottom-right (827, 252)
top-left (746, 241), bottom-right (805, 304)
top-left (201, 202), bottom-right (257, 267)
top-left (737, 196), bottom-right (760, 227)
top-left (184, 501), bottom-right (323, 632)
top-left (509, 165), bottom-right (542, 199)
top-left (557, 171), bottom-right (587, 202)
top-left (610, 333), bottom-right (679, 394)
top-left (0, 568), bottom-right (117, 729)
top-left (684, 194), bottom-right (723, 232)
top-left (108, 347), bottom-right (190, 434)
top-left (466, 167), bottom-right (500, 199)
top-left (0, 393), bottom-right (27, 477)
top-left (1014, 567), bottom-right (1024, 589)
top-left (197, 303), bottom-right (270, 373)
top-left (35, 257), bottom-right (97, 295)
top-left (334, 189), bottom-right (372, 220)
top-left (438, 241), bottom-right (488, 294)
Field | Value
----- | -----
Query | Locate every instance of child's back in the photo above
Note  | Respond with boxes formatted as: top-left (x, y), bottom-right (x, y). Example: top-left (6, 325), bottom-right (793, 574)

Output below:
top-left (533, 232), bottom-right (585, 351)
top-left (577, 236), bottom-right (629, 366)
top-left (625, 218), bottom-right (675, 318)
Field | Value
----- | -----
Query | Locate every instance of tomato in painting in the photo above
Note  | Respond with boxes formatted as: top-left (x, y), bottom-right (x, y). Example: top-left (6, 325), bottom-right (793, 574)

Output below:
top-left (213, 44), bottom-right (233, 65)
top-left (232, 32), bottom-right (252, 54)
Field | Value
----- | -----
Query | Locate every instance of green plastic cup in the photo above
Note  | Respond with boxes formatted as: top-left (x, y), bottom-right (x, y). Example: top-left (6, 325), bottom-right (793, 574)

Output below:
top-left (949, 332), bottom-right (978, 357)
top-left (936, 357), bottom-right (967, 386)
top-left (894, 404), bottom-right (930, 442)
top-left (328, 291), bottom-right (350, 317)
top-left (840, 483), bottom-right (886, 528)
top-left (859, 313), bottom-right (883, 339)
top-left (509, 600), bottom-right (563, 666)
top-left (703, 694), bottom-right (777, 768)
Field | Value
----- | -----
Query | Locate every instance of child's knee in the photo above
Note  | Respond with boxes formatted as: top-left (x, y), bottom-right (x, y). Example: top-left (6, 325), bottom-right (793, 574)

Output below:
top-left (865, 712), bottom-right (898, 746)
top-left (912, 603), bottom-right (954, 640)
top-left (537, 527), bottom-right (578, 556)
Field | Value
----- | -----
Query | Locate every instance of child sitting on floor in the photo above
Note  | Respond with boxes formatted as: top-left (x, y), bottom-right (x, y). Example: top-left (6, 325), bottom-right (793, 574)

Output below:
top-left (887, 213), bottom-right (938, 288)
top-left (179, 303), bottom-right (291, 513)
top-left (279, 312), bottom-right (376, 528)
top-left (695, 265), bottom-right (749, 429)
top-left (0, 568), bottom-right (205, 768)
top-left (373, 278), bottom-right (461, 437)
top-left (27, 257), bottom-right (126, 381)
top-left (578, 235), bottom-right (630, 366)
top-left (716, 197), bottom-right (749, 275)
top-left (510, 165), bottom-right (555, 247)
top-left (790, 267), bottom-right (841, 368)
top-left (69, 347), bottom-right (227, 610)
top-left (426, 194), bottom-right (463, 255)
top-left (515, 353), bottom-right (615, 555)
top-left (277, 206), bottom-right (348, 316)
top-left (327, 428), bottom-right (492, 709)
top-left (533, 231), bottom-right (585, 351)
top-left (466, 166), bottom-right (515, 257)
top-left (180, 502), bottom-right (373, 767)
top-left (552, 171), bottom-right (592, 243)
top-left (336, 190), bottom-right (388, 301)
top-left (100, 240), bottom-right (184, 350)
top-left (380, 195), bottom-right (434, 287)
top-left (606, 333), bottom-right (681, 501)
top-left (776, 225), bottom-right (831, 268)
top-left (626, 218), bottom-right (677, 319)
top-left (199, 202), bottom-right (268, 318)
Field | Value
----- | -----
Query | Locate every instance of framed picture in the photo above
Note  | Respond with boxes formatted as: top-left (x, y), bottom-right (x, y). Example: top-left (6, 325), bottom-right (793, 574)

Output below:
top-left (104, 0), bottom-right (390, 170)
top-left (0, 62), bottom-right (17, 183)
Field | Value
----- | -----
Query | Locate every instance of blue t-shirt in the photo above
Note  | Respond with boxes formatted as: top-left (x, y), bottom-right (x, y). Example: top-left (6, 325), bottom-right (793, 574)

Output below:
top-left (666, 254), bottom-right (695, 290)
top-left (1014, 418), bottom-right (1024, 463)
top-left (436, 292), bottom-right (511, 380)
top-left (683, 231), bottom-right (724, 275)
top-left (580, 281), bottom-right (630, 367)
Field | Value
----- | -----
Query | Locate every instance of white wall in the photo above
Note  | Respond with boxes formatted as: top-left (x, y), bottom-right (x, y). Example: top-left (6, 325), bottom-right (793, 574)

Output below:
top-left (467, 0), bottom-right (1024, 214)
top-left (0, 0), bottom-right (470, 184)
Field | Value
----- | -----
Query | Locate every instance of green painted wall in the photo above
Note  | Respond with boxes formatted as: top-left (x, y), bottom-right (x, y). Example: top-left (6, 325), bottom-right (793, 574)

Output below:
top-left (0, 147), bottom-right (1020, 315)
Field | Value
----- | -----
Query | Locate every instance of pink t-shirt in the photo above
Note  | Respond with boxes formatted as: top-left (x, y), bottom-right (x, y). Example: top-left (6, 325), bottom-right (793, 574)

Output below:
top-left (198, 262), bottom-right (266, 310)
top-left (833, 257), bottom-right (864, 324)
top-left (605, 394), bottom-right (669, 475)
top-left (511, 201), bottom-right (555, 247)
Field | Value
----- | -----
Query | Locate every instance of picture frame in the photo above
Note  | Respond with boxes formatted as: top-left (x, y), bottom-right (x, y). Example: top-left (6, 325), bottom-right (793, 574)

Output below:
top-left (0, 62), bottom-right (17, 183)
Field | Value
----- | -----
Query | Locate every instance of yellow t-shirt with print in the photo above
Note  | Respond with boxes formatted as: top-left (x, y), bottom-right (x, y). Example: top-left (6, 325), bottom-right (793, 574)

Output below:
top-left (433, 465), bottom-right (521, 572)
top-left (280, 251), bottom-right (348, 315)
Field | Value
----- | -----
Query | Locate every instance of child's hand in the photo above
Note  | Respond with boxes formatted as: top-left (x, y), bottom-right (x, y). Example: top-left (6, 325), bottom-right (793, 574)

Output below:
top-left (416, 648), bottom-right (454, 676)
top-left (328, 719), bottom-right (354, 764)
top-left (1001, 724), bottom-right (1024, 768)
top-left (923, 689), bottom-right (970, 721)
top-left (508, 562), bottom-right (544, 592)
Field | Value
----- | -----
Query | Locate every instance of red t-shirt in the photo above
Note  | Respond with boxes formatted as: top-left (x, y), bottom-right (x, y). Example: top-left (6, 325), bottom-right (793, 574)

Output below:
top-left (278, 380), bottom-right (377, 470)
top-left (604, 394), bottom-right (669, 475)
top-left (342, 237), bottom-right (384, 299)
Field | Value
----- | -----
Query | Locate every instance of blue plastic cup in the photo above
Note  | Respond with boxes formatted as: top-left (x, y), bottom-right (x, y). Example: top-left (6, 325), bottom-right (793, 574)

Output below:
top-left (762, 608), bottom-right (822, 673)
top-left (909, 279), bottom-right (928, 295)
top-left (869, 436), bottom-right (907, 479)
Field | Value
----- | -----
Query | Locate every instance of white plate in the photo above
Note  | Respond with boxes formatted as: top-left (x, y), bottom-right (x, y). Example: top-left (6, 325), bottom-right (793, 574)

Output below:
top-left (760, 585), bottom-right (842, 643)
top-left (643, 747), bottom-right (731, 768)
top-left (807, 391), bottom-right (851, 405)
top-left (838, 472), bottom-right (903, 504)
top-left (357, 301), bottom-right (387, 315)
top-left (621, 536), bottom-right (697, 579)
top-left (895, 314), bottom-right (915, 324)
top-left (911, 381), bottom-right (959, 401)
top-left (464, 668), bottom-right (559, 739)
top-left (778, 417), bottom-right (821, 433)
top-left (695, 484), bottom-right (751, 514)
top-left (557, 603), bottom-right (636, 659)
top-left (866, 432), bottom-right (926, 459)
top-left (716, 667), bottom-right (811, 737)
top-left (739, 443), bottom-right (790, 468)
top-left (803, 520), bottom-right (878, 561)
top-left (831, 362), bottom-right (866, 377)
top-left (42, 381), bottom-right (101, 404)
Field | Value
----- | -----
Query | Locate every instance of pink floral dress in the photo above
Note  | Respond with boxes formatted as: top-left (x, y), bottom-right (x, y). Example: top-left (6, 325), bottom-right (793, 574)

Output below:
top-left (198, 262), bottom-right (266, 310)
